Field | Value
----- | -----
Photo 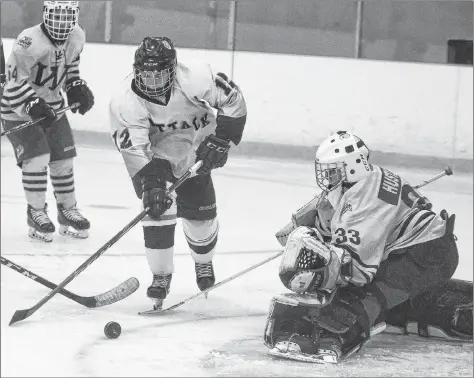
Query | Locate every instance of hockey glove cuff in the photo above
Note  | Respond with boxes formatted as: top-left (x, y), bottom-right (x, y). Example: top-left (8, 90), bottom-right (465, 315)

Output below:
top-left (195, 134), bottom-right (230, 175)
top-left (141, 176), bottom-right (173, 220)
top-left (26, 98), bottom-right (57, 128)
top-left (66, 79), bottom-right (95, 115)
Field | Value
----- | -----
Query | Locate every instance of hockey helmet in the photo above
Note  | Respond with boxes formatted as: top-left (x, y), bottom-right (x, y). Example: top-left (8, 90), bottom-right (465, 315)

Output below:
top-left (315, 131), bottom-right (371, 192)
top-left (43, 1), bottom-right (79, 41)
top-left (133, 37), bottom-right (177, 99)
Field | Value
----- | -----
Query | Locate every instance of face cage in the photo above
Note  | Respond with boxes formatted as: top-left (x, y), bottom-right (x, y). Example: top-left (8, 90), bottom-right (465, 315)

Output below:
top-left (134, 66), bottom-right (176, 99)
top-left (43, 7), bottom-right (78, 41)
top-left (315, 161), bottom-right (346, 192)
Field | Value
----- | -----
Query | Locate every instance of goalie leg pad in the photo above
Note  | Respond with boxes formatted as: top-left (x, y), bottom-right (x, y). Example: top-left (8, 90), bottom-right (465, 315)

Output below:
top-left (264, 290), bottom-right (381, 363)
top-left (385, 278), bottom-right (473, 341)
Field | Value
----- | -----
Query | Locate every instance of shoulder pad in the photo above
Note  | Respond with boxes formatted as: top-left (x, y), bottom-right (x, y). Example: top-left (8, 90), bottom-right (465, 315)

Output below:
top-left (13, 25), bottom-right (48, 55)
top-left (110, 78), bottom-right (149, 124)
top-left (175, 61), bottom-right (213, 98)
top-left (68, 26), bottom-right (86, 48)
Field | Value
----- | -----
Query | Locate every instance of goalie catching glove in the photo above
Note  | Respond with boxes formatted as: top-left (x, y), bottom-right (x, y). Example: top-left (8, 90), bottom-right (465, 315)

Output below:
top-left (279, 226), bottom-right (352, 295)
top-left (195, 134), bottom-right (230, 175)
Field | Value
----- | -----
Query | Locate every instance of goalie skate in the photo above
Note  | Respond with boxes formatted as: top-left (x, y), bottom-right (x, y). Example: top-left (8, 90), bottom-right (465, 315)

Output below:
top-left (268, 344), bottom-right (339, 364)
top-left (27, 204), bottom-right (55, 243)
top-left (57, 203), bottom-right (90, 239)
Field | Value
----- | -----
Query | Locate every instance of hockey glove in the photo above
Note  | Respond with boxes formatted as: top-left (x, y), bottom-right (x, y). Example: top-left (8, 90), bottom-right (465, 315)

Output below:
top-left (66, 79), bottom-right (95, 115)
top-left (0, 73), bottom-right (5, 88)
top-left (141, 176), bottom-right (173, 220)
top-left (25, 98), bottom-right (57, 128)
top-left (195, 134), bottom-right (230, 175)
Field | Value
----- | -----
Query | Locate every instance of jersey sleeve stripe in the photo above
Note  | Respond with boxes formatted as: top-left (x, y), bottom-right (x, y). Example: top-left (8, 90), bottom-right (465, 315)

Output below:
top-left (336, 243), bottom-right (379, 270)
top-left (5, 81), bottom-right (29, 94)
top-left (2, 86), bottom-right (36, 102)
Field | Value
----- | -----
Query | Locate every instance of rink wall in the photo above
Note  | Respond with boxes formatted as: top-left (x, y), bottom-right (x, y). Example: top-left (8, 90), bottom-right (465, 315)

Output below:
top-left (2, 38), bottom-right (473, 171)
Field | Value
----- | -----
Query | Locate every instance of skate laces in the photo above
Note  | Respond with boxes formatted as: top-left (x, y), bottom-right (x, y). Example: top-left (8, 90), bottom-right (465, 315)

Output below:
top-left (61, 206), bottom-right (87, 222)
top-left (152, 275), bottom-right (171, 288)
top-left (29, 207), bottom-right (51, 226)
top-left (195, 262), bottom-right (213, 278)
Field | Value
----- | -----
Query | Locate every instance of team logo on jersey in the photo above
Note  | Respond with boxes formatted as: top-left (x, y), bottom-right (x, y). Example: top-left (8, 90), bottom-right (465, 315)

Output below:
top-left (148, 113), bottom-right (211, 133)
top-left (15, 144), bottom-right (24, 159)
top-left (341, 202), bottom-right (352, 217)
top-left (17, 36), bottom-right (32, 49)
top-left (53, 50), bottom-right (64, 64)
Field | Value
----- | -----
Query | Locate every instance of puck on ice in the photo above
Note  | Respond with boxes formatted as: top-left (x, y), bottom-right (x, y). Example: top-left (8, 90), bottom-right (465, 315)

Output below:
top-left (104, 321), bottom-right (121, 339)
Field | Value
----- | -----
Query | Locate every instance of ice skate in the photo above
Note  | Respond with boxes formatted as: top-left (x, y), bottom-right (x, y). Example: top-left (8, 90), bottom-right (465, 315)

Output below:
top-left (147, 274), bottom-right (172, 310)
top-left (195, 262), bottom-right (215, 296)
top-left (269, 331), bottom-right (342, 364)
top-left (27, 204), bottom-right (55, 242)
top-left (57, 203), bottom-right (90, 239)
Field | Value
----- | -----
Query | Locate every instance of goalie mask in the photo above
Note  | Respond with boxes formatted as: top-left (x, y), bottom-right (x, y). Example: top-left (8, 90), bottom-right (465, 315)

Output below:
top-left (133, 37), bottom-right (177, 99)
top-left (315, 131), bottom-right (371, 192)
top-left (43, 1), bottom-right (79, 41)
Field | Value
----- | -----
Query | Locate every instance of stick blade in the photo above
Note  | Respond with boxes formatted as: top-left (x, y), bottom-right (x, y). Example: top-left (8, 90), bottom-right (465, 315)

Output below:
top-left (9, 309), bottom-right (33, 326)
top-left (445, 166), bottom-right (453, 176)
top-left (91, 277), bottom-right (140, 308)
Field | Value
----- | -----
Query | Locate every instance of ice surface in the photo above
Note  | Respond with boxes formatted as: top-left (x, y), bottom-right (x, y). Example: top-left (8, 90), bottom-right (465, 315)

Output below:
top-left (1, 142), bottom-right (472, 377)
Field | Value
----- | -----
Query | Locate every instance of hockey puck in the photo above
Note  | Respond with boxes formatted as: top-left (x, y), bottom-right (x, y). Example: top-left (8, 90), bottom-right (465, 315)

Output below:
top-left (104, 321), bottom-right (121, 339)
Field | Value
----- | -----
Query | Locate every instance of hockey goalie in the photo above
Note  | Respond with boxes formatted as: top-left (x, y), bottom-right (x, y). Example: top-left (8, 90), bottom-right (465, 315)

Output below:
top-left (264, 131), bottom-right (473, 364)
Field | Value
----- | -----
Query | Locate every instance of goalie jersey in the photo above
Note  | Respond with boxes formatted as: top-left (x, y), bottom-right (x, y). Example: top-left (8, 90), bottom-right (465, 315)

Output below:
top-left (314, 165), bottom-right (447, 286)
top-left (109, 61), bottom-right (247, 180)
top-left (1, 24), bottom-right (84, 121)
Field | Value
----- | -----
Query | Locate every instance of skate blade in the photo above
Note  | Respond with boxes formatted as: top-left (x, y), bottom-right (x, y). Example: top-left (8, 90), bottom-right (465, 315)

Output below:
top-left (28, 228), bottom-right (53, 243)
top-left (268, 347), bottom-right (338, 364)
top-left (138, 299), bottom-right (164, 316)
top-left (59, 225), bottom-right (89, 239)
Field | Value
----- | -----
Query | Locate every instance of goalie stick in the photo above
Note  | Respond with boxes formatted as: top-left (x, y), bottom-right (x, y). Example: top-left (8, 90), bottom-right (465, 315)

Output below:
top-left (9, 160), bottom-right (202, 326)
top-left (1, 256), bottom-right (139, 308)
top-left (139, 166), bottom-right (454, 316)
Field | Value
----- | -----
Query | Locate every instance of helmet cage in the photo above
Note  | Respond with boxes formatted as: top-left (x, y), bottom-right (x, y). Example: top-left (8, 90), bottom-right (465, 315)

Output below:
top-left (43, 1), bottom-right (79, 41)
top-left (133, 64), bottom-right (176, 99)
top-left (315, 161), bottom-right (347, 192)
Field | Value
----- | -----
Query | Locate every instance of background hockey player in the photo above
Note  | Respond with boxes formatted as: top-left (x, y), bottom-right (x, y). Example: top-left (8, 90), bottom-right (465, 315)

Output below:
top-left (265, 131), bottom-right (472, 363)
top-left (1, 39), bottom-right (5, 100)
top-left (0, 1), bottom-right (94, 242)
top-left (109, 36), bottom-right (247, 310)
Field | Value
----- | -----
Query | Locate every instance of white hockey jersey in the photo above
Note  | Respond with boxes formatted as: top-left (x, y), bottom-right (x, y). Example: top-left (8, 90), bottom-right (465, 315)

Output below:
top-left (1, 24), bottom-right (84, 121)
top-left (314, 165), bottom-right (447, 286)
top-left (109, 61), bottom-right (247, 179)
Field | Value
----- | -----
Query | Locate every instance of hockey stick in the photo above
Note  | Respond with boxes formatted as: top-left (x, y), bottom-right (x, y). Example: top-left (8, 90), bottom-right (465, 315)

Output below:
top-left (1, 102), bottom-right (80, 137)
top-left (140, 165), bottom-right (455, 316)
top-left (139, 251), bottom-right (284, 316)
top-left (413, 166), bottom-right (453, 189)
top-left (1, 256), bottom-right (139, 308)
top-left (9, 160), bottom-right (203, 325)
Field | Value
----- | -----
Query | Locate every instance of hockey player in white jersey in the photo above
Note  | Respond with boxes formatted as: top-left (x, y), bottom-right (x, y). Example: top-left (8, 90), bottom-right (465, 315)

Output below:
top-left (109, 37), bottom-right (247, 310)
top-left (1, 1), bottom-right (94, 242)
top-left (265, 131), bottom-right (472, 363)
top-left (1, 39), bottom-right (5, 99)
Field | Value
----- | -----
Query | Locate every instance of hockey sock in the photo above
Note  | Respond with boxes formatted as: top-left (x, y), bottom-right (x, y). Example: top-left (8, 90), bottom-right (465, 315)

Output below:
top-left (22, 154), bottom-right (49, 209)
top-left (49, 158), bottom-right (76, 208)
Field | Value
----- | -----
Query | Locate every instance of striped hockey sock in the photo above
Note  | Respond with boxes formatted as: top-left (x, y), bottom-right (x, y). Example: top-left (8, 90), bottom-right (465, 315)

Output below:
top-left (22, 170), bottom-right (47, 209)
top-left (50, 171), bottom-right (76, 208)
